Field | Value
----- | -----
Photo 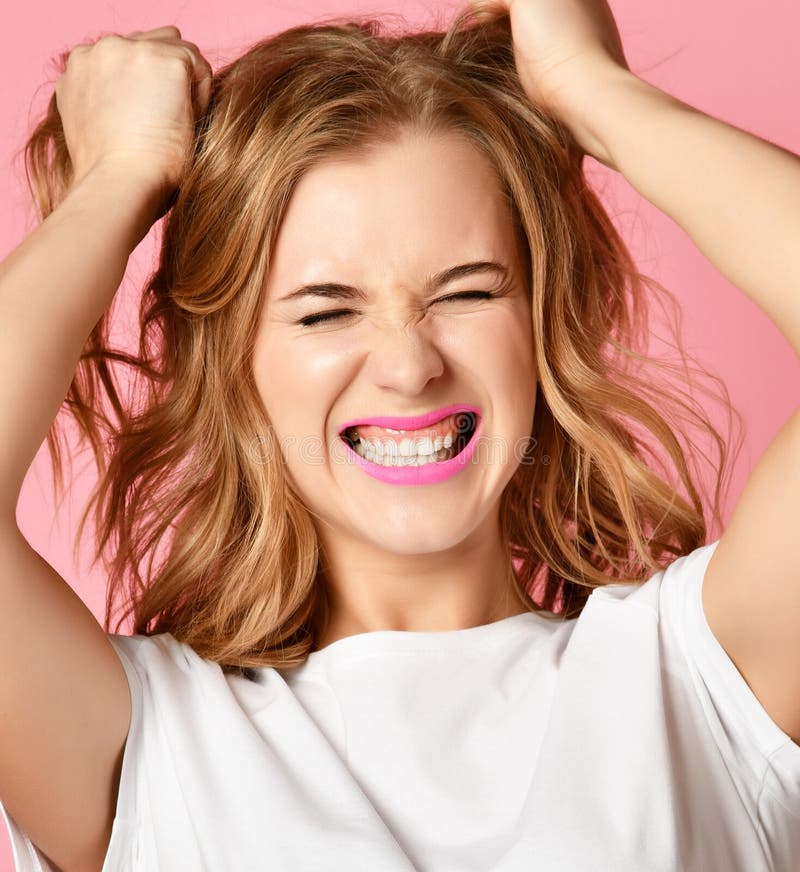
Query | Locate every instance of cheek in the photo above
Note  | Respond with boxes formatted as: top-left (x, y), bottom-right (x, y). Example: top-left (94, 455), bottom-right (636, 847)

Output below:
top-left (467, 313), bottom-right (537, 430)
top-left (252, 337), bottom-right (347, 442)
top-left (252, 339), bottom-right (310, 427)
top-left (458, 309), bottom-right (535, 378)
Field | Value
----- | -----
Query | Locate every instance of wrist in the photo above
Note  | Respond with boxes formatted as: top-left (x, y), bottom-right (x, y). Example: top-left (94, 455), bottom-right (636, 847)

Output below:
top-left (68, 160), bottom-right (172, 245)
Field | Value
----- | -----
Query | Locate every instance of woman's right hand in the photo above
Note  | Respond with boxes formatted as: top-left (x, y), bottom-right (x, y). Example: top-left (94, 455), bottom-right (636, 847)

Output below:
top-left (55, 25), bottom-right (213, 206)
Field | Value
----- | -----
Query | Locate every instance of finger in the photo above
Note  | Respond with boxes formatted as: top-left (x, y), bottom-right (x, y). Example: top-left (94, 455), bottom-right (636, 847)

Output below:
top-left (195, 62), bottom-right (214, 113)
top-left (173, 42), bottom-right (214, 114)
top-left (120, 27), bottom-right (213, 114)
top-left (189, 58), bottom-right (214, 115)
top-left (124, 25), bottom-right (182, 40)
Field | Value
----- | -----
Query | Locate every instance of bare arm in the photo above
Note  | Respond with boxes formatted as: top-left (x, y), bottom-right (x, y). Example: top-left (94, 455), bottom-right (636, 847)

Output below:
top-left (0, 163), bottom-right (163, 522)
top-left (480, 0), bottom-right (800, 356)
top-left (1, 22), bottom-right (212, 522)
top-left (0, 166), bottom-right (166, 870)
top-left (0, 166), bottom-right (163, 872)
top-left (557, 61), bottom-right (800, 742)
top-left (0, 25), bottom-right (212, 871)
top-left (563, 64), bottom-right (800, 358)
top-left (490, 0), bottom-right (800, 744)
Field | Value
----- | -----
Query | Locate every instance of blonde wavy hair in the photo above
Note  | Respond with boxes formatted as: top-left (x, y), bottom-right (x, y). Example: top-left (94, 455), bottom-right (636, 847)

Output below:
top-left (20, 6), bottom-right (742, 673)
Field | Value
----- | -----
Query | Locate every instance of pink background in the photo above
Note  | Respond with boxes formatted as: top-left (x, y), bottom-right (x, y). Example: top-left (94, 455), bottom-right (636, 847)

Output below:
top-left (2, 0), bottom-right (799, 868)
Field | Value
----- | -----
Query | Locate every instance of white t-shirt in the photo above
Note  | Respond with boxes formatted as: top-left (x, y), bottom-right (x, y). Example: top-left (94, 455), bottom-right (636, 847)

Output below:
top-left (2, 539), bottom-right (800, 871)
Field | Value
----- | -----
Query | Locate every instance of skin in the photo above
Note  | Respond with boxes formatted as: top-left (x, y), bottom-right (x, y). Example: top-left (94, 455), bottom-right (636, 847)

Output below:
top-left (253, 129), bottom-right (538, 648)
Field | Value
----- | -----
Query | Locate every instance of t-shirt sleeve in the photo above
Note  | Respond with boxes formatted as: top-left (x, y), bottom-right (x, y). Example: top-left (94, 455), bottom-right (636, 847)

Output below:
top-left (659, 539), bottom-right (800, 858)
top-left (0, 633), bottom-right (159, 872)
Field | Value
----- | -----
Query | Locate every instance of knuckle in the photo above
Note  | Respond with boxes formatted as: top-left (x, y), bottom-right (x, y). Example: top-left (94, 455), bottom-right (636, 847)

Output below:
top-left (93, 33), bottom-right (127, 53)
top-left (180, 46), bottom-right (200, 70)
top-left (162, 51), bottom-right (192, 76)
top-left (99, 33), bottom-right (126, 46)
top-left (129, 38), bottom-right (156, 54)
top-left (169, 49), bottom-right (190, 67)
top-left (129, 39), bottom-right (168, 63)
top-left (64, 43), bottom-right (90, 67)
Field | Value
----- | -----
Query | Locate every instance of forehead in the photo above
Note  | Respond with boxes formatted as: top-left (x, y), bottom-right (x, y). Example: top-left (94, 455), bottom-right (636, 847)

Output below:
top-left (264, 131), bottom-right (518, 297)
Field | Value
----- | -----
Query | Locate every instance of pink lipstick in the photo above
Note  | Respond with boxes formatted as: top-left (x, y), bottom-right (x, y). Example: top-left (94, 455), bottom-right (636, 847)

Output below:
top-left (338, 404), bottom-right (482, 486)
top-left (338, 404), bottom-right (478, 434)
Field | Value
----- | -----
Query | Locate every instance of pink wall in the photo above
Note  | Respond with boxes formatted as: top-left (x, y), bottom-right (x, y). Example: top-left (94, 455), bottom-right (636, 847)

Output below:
top-left (2, 0), bottom-right (799, 868)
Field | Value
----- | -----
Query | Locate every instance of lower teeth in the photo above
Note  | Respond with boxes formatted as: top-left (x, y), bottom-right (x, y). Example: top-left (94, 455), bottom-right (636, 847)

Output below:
top-left (353, 442), bottom-right (458, 466)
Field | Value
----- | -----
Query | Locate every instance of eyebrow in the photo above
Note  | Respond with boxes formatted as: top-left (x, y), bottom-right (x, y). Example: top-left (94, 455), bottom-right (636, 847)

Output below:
top-left (278, 260), bottom-right (510, 304)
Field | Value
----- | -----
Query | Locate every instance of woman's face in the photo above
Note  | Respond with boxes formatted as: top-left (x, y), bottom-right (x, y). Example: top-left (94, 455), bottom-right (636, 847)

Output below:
top-left (253, 130), bottom-right (537, 558)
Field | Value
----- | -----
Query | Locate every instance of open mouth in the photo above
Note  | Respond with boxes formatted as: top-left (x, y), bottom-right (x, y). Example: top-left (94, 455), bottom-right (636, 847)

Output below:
top-left (341, 410), bottom-right (479, 465)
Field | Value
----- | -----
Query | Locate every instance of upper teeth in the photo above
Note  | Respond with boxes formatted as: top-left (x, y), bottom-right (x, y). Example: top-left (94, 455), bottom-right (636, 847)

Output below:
top-left (353, 430), bottom-right (455, 457)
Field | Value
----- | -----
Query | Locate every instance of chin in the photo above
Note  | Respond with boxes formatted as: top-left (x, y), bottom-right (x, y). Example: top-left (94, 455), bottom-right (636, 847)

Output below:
top-left (363, 524), bottom-right (476, 556)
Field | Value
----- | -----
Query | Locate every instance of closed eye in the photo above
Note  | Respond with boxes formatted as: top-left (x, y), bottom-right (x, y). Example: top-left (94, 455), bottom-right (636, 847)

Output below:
top-left (296, 291), bottom-right (496, 328)
top-left (438, 291), bottom-right (495, 304)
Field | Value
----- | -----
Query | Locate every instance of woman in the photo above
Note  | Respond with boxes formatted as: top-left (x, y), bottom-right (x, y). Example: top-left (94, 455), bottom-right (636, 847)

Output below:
top-left (0, 0), bottom-right (798, 869)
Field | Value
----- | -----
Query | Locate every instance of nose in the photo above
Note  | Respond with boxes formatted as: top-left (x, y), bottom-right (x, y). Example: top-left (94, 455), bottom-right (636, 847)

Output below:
top-left (362, 310), bottom-right (446, 395)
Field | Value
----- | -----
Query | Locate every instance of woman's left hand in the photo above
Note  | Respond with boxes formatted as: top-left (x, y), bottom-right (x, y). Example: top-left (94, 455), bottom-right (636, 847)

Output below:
top-left (468, 0), bottom-right (632, 153)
